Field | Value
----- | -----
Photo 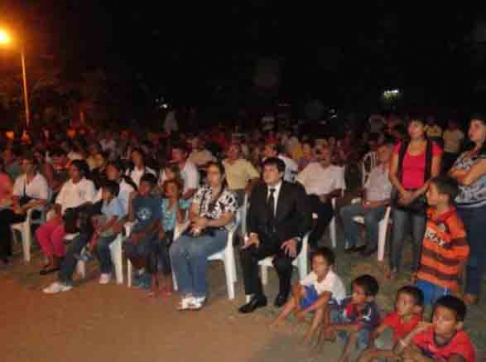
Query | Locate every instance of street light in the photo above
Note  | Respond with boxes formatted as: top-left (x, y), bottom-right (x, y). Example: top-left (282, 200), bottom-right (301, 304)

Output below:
top-left (0, 28), bottom-right (31, 127)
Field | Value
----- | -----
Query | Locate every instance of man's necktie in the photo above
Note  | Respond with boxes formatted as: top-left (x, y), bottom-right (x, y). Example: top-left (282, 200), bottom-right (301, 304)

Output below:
top-left (267, 188), bottom-right (276, 231)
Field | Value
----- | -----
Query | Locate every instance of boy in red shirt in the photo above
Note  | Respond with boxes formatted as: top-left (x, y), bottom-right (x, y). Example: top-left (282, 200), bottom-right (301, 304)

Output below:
top-left (396, 295), bottom-right (476, 362)
top-left (358, 285), bottom-right (424, 361)
top-left (415, 176), bottom-right (469, 305)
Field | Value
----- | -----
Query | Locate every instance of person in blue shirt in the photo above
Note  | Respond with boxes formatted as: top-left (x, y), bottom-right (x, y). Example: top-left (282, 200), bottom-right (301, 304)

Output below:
top-left (150, 178), bottom-right (189, 297)
top-left (89, 180), bottom-right (125, 284)
top-left (125, 174), bottom-right (162, 290)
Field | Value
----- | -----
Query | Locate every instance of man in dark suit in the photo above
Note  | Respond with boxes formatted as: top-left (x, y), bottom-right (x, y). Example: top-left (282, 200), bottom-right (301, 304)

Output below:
top-left (238, 157), bottom-right (312, 314)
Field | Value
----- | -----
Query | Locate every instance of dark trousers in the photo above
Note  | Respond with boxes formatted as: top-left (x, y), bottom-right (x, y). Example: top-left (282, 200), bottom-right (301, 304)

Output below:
top-left (0, 209), bottom-right (27, 258)
top-left (308, 195), bottom-right (333, 248)
top-left (240, 234), bottom-right (302, 298)
top-left (58, 233), bottom-right (90, 284)
top-left (458, 206), bottom-right (486, 296)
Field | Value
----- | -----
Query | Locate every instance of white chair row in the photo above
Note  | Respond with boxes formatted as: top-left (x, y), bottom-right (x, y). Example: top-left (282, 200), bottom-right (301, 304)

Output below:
top-left (11, 208), bottom-right (46, 263)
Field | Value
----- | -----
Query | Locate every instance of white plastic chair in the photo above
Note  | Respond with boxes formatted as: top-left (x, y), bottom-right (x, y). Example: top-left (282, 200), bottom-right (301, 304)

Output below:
top-left (75, 234), bottom-right (124, 284)
top-left (11, 208), bottom-right (46, 262)
top-left (350, 198), bottom-right (392, 261)
top-left (171, 208), bottom-right (242, 300)
top-left (259, 230), bottom-right (310, 286)
top-left (361, 152), bottom-right (378, 187)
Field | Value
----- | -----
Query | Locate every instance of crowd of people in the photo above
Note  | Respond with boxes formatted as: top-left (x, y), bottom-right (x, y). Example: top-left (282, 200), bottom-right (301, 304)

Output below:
top-left (0, 110), bottom-right (484, 361)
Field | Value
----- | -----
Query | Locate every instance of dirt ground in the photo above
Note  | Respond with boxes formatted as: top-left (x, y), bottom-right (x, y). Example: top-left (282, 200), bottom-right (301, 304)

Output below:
top-left (1, 233), bottom-right (485, 362)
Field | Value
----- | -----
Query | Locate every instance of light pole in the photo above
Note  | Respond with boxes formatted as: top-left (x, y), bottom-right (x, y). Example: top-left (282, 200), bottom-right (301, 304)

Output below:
top-left (0, 28), bottom-right (31, 127)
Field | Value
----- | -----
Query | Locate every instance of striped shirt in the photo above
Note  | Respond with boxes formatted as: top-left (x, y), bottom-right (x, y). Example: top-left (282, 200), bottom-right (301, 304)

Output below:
top-left (416, 207), bottom-right (469, 291)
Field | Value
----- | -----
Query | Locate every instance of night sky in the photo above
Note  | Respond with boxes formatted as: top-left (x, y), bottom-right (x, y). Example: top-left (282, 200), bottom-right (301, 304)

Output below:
top-left (2, 1), bottom-right (485, 114)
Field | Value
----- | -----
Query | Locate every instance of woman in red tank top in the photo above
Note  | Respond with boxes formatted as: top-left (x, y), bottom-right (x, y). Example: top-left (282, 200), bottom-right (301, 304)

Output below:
top-left (388, 117), bottom-right (442, 279)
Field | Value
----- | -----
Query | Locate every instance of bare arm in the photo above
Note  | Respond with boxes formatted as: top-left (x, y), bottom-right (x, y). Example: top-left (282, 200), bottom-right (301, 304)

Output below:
top-left (389, 152), bottom-right (407, 195)
top-left (453, 159), bottom-right (486, 186)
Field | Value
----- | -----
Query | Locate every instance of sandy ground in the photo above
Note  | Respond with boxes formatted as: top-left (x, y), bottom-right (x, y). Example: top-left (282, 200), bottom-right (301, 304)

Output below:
top-left (1, 231), bottom-right (485, 362)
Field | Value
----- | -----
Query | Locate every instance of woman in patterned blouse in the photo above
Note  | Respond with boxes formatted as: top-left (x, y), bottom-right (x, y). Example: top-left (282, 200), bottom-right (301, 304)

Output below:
top-left (170, 161), bottom-right (238, 310)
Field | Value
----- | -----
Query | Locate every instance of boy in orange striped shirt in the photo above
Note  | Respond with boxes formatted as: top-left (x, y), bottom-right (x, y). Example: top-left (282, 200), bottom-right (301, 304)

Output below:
top-left (415, 176), bottom-right (469, 306)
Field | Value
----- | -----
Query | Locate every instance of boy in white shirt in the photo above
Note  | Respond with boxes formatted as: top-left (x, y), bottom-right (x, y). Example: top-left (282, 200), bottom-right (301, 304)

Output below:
top-left (270, 247), bottom-right (346, 344)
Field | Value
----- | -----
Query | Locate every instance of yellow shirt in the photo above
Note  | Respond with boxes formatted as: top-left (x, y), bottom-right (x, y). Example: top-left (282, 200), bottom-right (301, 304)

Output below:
top-left (223, 159), bottom-right (260, 190)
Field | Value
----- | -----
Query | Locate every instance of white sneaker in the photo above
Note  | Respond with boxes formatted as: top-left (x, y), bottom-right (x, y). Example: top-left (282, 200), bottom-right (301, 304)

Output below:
top-left (43, 282), bottom-right (73, 294)
top-left (99, 273), bottom-right (112, 285)
top-left (188, 296), bottom-right (206, 310)
top-left (177, 296), bottom-right (195, 311)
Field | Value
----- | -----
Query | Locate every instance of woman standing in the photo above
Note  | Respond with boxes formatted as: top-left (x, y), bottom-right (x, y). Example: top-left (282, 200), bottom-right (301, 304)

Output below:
top-left (170, 162), bottom-right (238, 310)
top-left (388, 118), bottom-right (442, 279)
top-left (0, 154), bottom-right (49, 265)
top-left (449, 116), bottom-right (486, 305)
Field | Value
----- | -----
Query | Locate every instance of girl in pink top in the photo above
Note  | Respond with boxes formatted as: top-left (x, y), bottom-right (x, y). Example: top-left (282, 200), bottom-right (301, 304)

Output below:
top-left (388, 118), bottom-right (442, 279)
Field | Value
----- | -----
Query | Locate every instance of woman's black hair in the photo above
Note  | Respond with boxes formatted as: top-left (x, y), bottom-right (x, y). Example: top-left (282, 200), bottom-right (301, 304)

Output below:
top-left (106, 160), bottom-right (138, 190)
top-left (206, 161), bottom-right (228, 212)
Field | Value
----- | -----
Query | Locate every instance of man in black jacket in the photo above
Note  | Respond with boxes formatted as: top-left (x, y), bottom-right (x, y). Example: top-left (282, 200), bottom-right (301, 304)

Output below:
top-left (238, 157), bottom-right (312, 314)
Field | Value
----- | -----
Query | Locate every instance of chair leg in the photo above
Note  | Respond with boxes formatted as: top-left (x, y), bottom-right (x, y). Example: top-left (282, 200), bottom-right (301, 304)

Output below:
top-left (21, 225), bottom-right (31, 263)
top-left (110, 242), bottom-right (124, 285)
top-left (377, 220), bottom-right (387, 262)
top-left (261, 265), bottom-right (268, 286)
top-left (77, 261), bottom-right (86, 279)
top-left (330, 217), bottom-right (337, 249)
top-left (223, 259), bottom-right (235, 300)
top-left (127, 260), bottom-right (133, 287)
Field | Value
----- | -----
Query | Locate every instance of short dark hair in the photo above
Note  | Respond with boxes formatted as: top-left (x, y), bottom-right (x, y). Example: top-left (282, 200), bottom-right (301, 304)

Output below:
top-left (262, 157), bottom-right (286, 175)
top-left (434, 295), bottom-right (467, 322)
top-left (397, 285), bottom-right (424, 307)
top-left (50, 148), bottom-right (66, 157)
top-left (430, 176), bottom-right (459, 201)
top-left (353, 274), bottom-right (379, 297)
top-left (140, 173), bottom-right (157, 188)
top-left (102, 180), bottom-right (120, 197)
top-left (172, 142), bottom-right (188, 154)
top-left (311, 247), bottom-right (335, 266)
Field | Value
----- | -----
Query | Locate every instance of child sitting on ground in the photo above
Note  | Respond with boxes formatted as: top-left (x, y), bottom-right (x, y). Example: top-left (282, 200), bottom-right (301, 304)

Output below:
top-left (269, 247), bottom-right (346, 344)
top-left (149, 179), bottom-right (188, 297)
top-left (125, 174), bottom-right (162, 290)
top-left (323, 274), bottom-right (381, 362)
top-left (415, 176), bottom-right (469, 306)
top-left (358, 285), bottom-right (423, 362)
top-left (395, 295), bottom-right (476, 362)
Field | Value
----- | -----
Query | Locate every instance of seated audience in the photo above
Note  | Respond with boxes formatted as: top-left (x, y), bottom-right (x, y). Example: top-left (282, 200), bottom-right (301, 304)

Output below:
top-left (239, 158), bottom-right (311, 313)
top-left (340, 142), bottom-right (393, 255)
top-left (36, 160), bottom-right (96, 274)
top-left (296, 145), bottom-right (345, 250)
top-left (170, 162), bottom-right (238, 310)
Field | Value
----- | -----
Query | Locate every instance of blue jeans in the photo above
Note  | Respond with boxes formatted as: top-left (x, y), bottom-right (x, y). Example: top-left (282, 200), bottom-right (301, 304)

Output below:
top-left (95, 234), bottom-right (117, 274)
top-left (416, 279), bottom-right (450, 306)
top-left (389, 207), bottom-right (426, 273)
top-left (170, 229), bottom-right (228, 298)
top-left (59, 233), bottom-right (90, 284)
top-left (457, 205), bottom-right (486, 296)
top-left (340, 203), bottom-right (386, 249)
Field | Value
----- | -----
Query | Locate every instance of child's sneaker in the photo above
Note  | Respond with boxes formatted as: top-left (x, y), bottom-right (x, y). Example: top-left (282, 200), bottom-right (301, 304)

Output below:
top-left (43, 281), bottom-right (73, 294)
top-left (188, 296), bottom-right (206, 310)
top-left (99, 273), bottom-right (112, 285)
top-left (177, 296), bottom-right (195, 311)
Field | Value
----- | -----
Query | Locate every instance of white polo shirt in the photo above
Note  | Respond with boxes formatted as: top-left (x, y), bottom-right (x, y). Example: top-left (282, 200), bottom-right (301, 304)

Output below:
top-left (55, 178), bottom-right (96, 214)
top-left (13, 173), bottom-right (49, 200)
top-left (296, 162), bottom-right (346, 196)
top-left (300, 269), bottom-right (346, 303)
